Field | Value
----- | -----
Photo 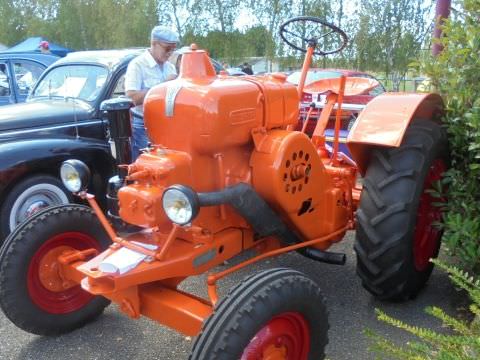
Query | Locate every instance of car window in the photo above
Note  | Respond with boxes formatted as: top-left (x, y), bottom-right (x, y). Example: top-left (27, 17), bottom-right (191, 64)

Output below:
top-left (32, 64), bottom-right (109, 102)
top-left (354, 73), bottom-right (386, 96)
top-left (13, 60), bottom-right (45, 95)
top-left (368, 84), bottom-right (385, 96)
top-left (111, 74), bottom-right (126, 98)
top-left (210, 59), bottom-right (224, 73)
top-left (0, 62), bottom-right (11, 96)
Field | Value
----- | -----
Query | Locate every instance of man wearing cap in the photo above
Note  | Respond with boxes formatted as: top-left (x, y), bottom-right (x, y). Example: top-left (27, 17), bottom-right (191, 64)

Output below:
top-left (125, 25), bottom-right (179, 158)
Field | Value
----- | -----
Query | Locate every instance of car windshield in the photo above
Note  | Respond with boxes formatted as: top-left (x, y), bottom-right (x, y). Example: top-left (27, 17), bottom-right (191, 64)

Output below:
top-left (31, 64), bottom-right (109, 102)
top-left (287, 70), bottom-right (342, 86)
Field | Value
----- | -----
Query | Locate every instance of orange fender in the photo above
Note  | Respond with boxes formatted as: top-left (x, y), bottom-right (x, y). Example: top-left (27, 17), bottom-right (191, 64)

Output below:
top-left (347, 92), bottom-right (444, 175)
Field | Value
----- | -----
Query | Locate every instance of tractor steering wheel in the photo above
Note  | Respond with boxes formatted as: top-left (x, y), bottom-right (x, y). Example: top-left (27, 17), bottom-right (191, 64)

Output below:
top-left (279, 16), bottom-right (348, 56)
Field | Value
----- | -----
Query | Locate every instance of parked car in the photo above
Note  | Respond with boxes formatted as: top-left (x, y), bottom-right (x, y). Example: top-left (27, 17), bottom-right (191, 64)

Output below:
top-left (225, 67), bottom-right (247, 76)
top-left (287, 68), bottom-right (385, 156)
top-left (0, 48), bottom-right (143, 241)
top-left (287, 68), bottom-right (385, 101)
top-left (0, 52), bottom-right (59, 106)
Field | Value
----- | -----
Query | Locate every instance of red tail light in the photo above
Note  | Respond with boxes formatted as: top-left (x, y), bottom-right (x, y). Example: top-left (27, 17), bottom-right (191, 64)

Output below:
top-left (302, 93), bottom-right (312, 102)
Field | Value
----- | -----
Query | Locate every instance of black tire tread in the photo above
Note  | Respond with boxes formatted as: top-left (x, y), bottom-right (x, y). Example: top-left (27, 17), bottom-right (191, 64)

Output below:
top-left (355, 119), bottom-right (447, 301)
top-left (0, 204), bottom-right (110, 335)
top-left (190, 268), bottom-right (329, 360)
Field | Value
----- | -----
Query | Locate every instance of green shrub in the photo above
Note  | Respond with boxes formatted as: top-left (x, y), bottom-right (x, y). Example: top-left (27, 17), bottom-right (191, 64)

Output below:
top-left (367, 260), bottom-right (480, 359)
top-left (421, 0), bottom-right (480, 271)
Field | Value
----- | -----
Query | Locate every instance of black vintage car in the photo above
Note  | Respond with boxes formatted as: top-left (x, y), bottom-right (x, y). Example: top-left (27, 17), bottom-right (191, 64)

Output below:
top-left (0, 48), bottom-right (143, 241)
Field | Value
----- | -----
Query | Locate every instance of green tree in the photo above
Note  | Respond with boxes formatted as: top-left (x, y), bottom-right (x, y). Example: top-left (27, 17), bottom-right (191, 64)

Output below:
top-left (0, 1), bottom-right (27, 46)
top-left (0, 0), bottom-right (57, 46)
top-left (190, 0), bottom-right (242, 61)
top-left (243, 25), bottom-right (272, 57)
top-left (354, 0), bottom-right (434, 89)
top-left (250, 0), bottom-right (293, 71)
top-left (0, 0), bottom-right (158, 50)
top-left (420, 0), bottom-right (480, 271)
top-left (158, 0), bottom-right (202, 42)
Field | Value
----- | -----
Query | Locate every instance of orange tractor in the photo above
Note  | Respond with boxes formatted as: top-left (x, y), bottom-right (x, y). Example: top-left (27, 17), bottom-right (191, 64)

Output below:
top-left (0, 17), bottom-right (447, 359)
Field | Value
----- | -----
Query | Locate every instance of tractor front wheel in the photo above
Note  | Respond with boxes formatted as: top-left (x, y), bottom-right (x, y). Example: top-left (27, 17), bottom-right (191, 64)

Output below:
top-left (190, 268), bottom-right (329, 360)
top-left (355, 119), bottom-right (447, 301)
top-left (0, 205), bottom-right (111, 335)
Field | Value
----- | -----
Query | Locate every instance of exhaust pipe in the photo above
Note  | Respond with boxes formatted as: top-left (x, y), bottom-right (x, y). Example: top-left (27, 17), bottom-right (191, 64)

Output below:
top-left (100, 98), bottom-right (134, 178)
top-left (100, 98), bottom-right (134, 227)
top-left (197, 183), bottom-right (346, 265)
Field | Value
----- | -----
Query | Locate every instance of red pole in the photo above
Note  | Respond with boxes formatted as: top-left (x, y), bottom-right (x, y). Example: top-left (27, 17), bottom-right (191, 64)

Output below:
top-left (432, 0), bottom-right (451, 56)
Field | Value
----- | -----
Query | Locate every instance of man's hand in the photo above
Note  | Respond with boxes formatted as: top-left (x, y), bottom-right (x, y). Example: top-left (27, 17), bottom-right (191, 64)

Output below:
top-left (126, 89), bottom-right (149, 106)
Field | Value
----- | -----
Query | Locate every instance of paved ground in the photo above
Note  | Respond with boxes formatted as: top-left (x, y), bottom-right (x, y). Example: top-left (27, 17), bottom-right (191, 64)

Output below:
top-left (0, 231), bottom-right (466, 360)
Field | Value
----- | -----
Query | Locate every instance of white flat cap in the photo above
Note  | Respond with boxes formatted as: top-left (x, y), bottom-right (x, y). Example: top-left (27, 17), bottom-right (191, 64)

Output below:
top-left (151, 26), bottom-right (179, 44)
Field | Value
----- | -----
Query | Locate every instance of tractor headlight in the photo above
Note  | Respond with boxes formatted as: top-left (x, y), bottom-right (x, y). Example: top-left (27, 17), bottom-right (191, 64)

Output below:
top-left (60, 160), bottom-right (91, 193)
top-left (162, 185), bottom-right (199, 225)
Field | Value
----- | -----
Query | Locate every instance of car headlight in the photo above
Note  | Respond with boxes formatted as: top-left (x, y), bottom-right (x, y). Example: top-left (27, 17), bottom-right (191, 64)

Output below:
top-left (60, 160), bottom-right (91, 193)
top-left (162, 185), bottom-right (199, 225)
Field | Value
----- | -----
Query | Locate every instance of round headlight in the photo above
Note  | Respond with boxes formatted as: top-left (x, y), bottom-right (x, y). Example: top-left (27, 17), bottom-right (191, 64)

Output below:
top-left (60, 160), bottom-right (91, 193)
top-left (162, 185), bottom-right (199, 225)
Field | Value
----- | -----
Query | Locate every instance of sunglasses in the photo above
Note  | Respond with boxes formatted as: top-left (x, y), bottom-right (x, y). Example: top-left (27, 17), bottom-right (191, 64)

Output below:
top-left (154, 42), bottom-right (176, 53)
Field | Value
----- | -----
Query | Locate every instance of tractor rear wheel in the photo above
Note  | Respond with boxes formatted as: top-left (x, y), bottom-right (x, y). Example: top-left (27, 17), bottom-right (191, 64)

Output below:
top-left (355, 119), bottom-right (447, 301)
top-left (190, 268), bottom-right (329, 360)
top-left (0, 204), bottom-right (111, 335)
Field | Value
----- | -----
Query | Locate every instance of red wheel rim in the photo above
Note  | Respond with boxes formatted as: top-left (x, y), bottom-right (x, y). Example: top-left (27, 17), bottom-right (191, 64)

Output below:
top-left (241, 312), bottom-right (310, 360)
top-left (413, 159), bottom-right (446, 271)
top-left (27, 232), bottom-right (100, 314)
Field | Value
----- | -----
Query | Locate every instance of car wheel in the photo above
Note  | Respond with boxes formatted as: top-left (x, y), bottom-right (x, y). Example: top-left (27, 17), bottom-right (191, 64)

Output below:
top-left (0, 204), bottom-right (111, 335)
top-left (190, 268), bottom-right (329, 360)
top-left (0, 174), bottom-right (72, 241)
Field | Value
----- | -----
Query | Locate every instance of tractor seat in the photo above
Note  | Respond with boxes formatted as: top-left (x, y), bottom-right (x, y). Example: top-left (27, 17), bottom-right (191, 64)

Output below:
top-left (304, 77), bottom-right (379, 97)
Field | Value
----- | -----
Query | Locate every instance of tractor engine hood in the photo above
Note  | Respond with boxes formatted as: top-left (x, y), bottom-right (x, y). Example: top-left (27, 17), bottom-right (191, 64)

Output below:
top-left (143, 47), bottom-right (299, 156)
top-left (118, 47), bottom-right (300, 231)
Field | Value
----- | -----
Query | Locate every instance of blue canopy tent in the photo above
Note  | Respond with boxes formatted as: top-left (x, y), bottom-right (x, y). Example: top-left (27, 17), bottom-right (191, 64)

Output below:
top-left (3, 37), bottom-right (73, 57)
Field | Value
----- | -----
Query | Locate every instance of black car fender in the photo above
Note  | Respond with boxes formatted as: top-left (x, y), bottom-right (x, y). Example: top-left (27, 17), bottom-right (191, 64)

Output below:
top-left (0, 137), bottom-right (116, 206)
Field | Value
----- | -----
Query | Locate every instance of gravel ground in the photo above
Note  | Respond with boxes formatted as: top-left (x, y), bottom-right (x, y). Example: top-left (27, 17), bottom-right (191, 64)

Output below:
top-left (0, 231), bottom-right (466, 360)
